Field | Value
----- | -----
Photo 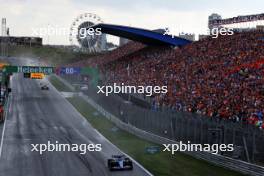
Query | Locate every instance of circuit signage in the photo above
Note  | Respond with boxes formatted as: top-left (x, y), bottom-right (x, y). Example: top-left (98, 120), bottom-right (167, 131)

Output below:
top-left (17, 66), bottom-right (54, 74)
top-left (30, 73), bottom-right (45, 79)
top-left (58, 67), bottom-right (81, 75)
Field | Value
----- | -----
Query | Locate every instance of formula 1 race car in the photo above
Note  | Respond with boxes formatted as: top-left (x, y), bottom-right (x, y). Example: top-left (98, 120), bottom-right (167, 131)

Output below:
top-left (41, 85), bottom-right (49, 90)
top-left (107, 155), bottom-right (133, 171)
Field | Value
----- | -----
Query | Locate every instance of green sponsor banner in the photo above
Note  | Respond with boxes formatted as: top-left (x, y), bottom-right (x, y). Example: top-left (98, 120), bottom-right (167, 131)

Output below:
top-left (80, 67), bottom-right (98, 75)
top-left (3, 66), bottom-right (18, 73)
top-left (81, 67), bottom-right (100, 86)
top-left (3, 66), bottom-right (54, 74)
top-left (17, 66), bottom-right (54, 74)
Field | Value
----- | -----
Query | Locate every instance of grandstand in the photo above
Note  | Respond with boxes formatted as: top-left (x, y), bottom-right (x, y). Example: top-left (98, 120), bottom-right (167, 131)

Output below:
top-left (66, 28), bottom-right (264, 130)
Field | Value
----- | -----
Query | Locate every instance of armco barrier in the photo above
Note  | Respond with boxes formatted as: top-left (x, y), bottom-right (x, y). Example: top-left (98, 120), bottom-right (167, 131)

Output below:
top-left (79, 93), bottom-right (264, 176)
top-left (59, 75), bottom-right (264, 176)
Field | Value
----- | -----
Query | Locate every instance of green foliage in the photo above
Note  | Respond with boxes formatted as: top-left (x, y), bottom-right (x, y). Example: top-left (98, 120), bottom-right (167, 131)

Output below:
top-left (8, 45), bottom-right (97, 66)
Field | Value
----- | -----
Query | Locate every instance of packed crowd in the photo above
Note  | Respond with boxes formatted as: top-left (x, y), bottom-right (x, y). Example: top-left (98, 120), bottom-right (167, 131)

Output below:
top-left (70, 30), bottom-right (264, 128)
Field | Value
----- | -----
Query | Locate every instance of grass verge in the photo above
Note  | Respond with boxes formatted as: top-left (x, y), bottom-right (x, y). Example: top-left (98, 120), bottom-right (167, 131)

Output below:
top-left (49, 76), bottom-right (72, 92)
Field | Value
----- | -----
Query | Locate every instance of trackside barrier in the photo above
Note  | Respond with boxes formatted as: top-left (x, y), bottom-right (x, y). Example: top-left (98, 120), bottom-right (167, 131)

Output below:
top-left (59, 75), bottom-right (264, 176)
top-left (79, 93), bottom-right (264, 176)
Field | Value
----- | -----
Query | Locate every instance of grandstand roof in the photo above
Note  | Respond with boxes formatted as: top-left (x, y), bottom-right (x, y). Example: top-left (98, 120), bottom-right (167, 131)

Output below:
top-left (92, 23), bottom-right (192, 47)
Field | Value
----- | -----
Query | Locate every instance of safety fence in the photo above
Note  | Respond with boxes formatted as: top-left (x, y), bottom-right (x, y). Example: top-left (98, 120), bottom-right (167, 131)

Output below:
top-left (61, 75), bottom-right (264, 175)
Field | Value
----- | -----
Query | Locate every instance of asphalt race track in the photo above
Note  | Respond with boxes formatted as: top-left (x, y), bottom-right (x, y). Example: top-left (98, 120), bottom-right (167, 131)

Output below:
top-left (0, 58), bottom-right (151, 176)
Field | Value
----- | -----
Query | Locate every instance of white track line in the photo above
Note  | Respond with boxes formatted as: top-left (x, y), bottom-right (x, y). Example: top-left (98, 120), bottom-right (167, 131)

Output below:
top-left (0, 95), bottom-right (11, 158)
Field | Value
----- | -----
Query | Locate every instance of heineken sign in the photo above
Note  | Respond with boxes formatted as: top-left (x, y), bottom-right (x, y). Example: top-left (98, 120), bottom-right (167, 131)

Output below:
top-left (17, 66), bottom-right (54, 74)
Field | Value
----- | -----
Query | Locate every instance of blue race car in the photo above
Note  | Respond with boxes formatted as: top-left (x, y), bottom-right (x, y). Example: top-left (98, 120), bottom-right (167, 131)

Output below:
top-left (107, 155), bottom-right (133, 171)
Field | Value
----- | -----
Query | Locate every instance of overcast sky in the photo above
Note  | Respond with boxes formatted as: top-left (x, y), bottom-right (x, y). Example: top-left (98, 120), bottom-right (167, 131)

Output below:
top-left (1, 0), bottom-right (264, 45)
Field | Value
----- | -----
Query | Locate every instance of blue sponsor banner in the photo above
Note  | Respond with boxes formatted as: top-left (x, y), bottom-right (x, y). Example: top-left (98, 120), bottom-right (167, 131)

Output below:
top-left (59, 67), bottom-right (81, 75)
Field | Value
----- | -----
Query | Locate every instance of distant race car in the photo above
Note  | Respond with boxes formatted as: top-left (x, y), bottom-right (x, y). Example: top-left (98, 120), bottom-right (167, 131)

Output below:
top-left (107, 155), bottom-right (133, 171)
top-left (41, 85), bottom-right (49, 90)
